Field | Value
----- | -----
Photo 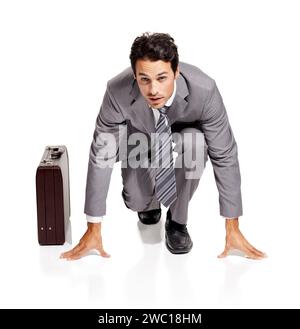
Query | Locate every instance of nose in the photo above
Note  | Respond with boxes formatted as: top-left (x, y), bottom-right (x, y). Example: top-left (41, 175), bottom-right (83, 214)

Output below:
top-left (149, 81), bottom-right (159, 96)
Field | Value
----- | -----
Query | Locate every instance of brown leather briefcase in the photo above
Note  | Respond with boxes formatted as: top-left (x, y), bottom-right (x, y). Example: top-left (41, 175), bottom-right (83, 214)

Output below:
top-left (36, 145), bottom-right (71, 245)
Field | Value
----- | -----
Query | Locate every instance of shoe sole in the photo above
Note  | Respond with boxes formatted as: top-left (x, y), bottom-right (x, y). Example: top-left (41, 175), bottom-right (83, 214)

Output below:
top-left (139, 218), bottom-right (161, 225)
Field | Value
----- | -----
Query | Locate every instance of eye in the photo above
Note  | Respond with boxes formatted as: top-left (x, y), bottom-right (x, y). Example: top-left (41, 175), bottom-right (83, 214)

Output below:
top-left (141, 77), bottom-right (149, 82)
top-left (158, 76), bottom-right (166, 81)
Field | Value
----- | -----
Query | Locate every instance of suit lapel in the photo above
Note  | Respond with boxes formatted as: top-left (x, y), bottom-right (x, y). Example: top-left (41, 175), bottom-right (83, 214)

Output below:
top-left (128, 73), bottom-right (189, 135)
top-left (129, 84), bottom-right (155, 134)
top-left (167, 74), bottom-right (189, 125)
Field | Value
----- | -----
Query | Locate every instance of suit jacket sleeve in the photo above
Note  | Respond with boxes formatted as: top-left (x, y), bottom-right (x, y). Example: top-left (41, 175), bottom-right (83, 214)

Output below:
top-left (84, 84), bottom-right (127, 217)
top-left (201, 81), bottom-right (243, 218)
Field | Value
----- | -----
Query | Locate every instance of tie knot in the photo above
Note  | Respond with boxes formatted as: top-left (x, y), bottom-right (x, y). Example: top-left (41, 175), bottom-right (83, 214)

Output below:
top-left (158, 106), bottom-right (168, 115)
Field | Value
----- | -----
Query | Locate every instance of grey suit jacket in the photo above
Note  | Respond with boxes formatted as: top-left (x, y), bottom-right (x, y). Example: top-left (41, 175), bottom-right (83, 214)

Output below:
top-left (84, 62), bottom-right (243, 218)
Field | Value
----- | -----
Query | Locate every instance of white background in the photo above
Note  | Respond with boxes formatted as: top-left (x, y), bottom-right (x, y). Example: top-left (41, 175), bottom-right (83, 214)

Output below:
top-left (0, 0), bottom-right (300, 308)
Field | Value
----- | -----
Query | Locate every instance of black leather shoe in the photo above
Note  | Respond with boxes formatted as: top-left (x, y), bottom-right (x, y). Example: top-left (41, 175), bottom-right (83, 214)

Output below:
top-left (138, 208), bottom-right (161, 225)
top-left (165, 209), bottom-right (193, 254)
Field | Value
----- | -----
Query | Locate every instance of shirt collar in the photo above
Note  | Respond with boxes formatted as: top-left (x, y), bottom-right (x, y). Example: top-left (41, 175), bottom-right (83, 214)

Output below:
top-left (165, 80), bottom-right (177, 107)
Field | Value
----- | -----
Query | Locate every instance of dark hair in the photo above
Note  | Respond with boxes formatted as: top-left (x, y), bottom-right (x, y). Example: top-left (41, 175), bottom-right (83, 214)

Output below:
top-left (129, 32), bottom-right (179, 76)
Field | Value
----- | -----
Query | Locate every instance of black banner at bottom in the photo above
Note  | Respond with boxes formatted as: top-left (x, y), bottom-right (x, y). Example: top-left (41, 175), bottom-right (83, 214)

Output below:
top-left (0, 309), bottom-right (298, 327)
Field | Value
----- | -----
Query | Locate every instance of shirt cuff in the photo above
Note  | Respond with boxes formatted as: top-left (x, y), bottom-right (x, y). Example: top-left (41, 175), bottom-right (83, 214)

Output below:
top-left (223, 217), bottom-right (238, 220)
top-left (86, 215), bottom-right (104, 223)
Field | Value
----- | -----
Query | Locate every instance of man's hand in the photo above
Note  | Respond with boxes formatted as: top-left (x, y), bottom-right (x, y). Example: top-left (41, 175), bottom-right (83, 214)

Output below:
top-left (60, 222), bottom-right (110, 261)
top-left (218, 218), bottom-right (267, 260)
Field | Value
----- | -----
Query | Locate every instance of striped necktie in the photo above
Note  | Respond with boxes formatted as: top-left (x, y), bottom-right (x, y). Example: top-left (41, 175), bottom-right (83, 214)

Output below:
top-left (154, 106), bottom-right (177, 207)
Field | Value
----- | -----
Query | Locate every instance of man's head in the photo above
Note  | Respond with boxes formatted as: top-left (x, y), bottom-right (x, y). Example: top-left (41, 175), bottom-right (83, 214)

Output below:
top-left (129, 32), bottom-right (179, 109)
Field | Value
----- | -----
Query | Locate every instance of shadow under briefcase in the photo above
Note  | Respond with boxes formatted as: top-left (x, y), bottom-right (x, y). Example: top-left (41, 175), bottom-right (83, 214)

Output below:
top-left (36, 145), bottom-right (71, 245)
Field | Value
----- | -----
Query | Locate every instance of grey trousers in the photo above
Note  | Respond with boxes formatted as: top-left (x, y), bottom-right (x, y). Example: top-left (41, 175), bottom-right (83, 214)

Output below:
top-left (121, 128), bottom-right (208, 225)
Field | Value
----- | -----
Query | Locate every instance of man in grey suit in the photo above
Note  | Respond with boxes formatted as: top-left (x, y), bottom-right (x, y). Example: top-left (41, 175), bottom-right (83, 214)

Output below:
top-left (61, 32), bottom-right (266, 260)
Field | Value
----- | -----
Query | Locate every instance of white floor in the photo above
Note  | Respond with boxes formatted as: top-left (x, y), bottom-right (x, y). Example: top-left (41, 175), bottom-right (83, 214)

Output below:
top-left (1, 159), bottom-right (300, 309)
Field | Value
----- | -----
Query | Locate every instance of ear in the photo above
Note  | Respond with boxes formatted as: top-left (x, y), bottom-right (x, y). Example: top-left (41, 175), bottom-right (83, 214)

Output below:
top-left (175, 66), bottom-right (180, 79)
top-left (132, 67), bottom-right (136, 80)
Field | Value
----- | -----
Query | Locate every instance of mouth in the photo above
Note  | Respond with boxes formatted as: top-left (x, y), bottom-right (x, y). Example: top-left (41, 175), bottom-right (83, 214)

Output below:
top-left (149, 96), bottom-right (164, 103)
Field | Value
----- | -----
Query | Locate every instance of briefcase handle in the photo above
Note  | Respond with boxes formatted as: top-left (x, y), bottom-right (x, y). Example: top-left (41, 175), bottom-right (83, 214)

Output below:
top-left (48, 147), bottom-right (63, 160)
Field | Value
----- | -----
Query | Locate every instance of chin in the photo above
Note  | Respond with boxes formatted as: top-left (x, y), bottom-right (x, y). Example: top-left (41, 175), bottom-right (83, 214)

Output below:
top-left (154, 101), bottom-right (166, 109)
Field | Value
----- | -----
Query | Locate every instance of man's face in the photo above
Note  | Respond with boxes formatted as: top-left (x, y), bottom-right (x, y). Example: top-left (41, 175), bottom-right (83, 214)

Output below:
top-left (134, 59), bottom-right (179, 109)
